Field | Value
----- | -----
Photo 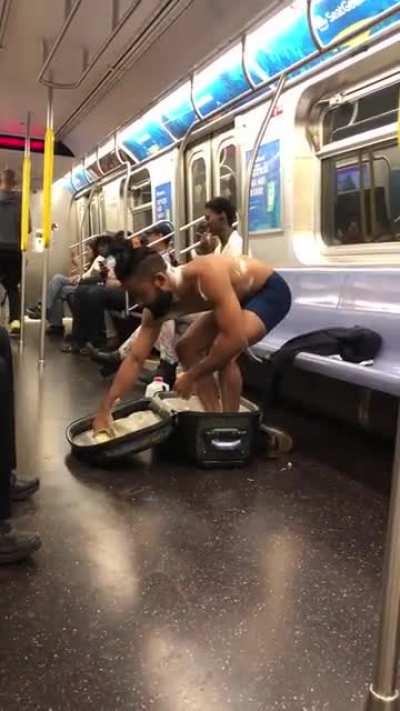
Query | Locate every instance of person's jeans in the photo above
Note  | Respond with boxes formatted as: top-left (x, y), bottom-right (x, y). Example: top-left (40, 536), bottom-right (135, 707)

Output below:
top-left (0, 250), bottom-right (22, 323)
top-left (71, 284), bottom-right (126, 347)
top-left (0, 327), bottom-right (16, 520)
top-left (47, 273), bottom-right (76, 327)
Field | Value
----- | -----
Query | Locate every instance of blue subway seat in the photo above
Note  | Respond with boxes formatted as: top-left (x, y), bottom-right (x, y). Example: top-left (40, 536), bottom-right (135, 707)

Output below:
top-left (250, 268), bottom-right (400, 398)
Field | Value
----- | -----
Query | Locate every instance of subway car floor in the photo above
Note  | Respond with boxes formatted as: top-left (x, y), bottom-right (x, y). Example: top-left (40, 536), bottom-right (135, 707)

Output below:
top-left (0, 325), bottom-right (393, 711)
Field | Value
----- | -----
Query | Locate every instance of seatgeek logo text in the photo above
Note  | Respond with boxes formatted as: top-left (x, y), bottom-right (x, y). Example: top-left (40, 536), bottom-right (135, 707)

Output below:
top-left (314, 0), bottom-right (366, 33)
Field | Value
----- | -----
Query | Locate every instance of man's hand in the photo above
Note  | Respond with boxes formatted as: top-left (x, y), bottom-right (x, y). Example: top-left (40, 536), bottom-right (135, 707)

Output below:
top-left (69, 274), bottom-right (80, 285)
top-left (93, 409), bottom-right (114, 435)
top-left (174, 371), bottom-right (195, 399)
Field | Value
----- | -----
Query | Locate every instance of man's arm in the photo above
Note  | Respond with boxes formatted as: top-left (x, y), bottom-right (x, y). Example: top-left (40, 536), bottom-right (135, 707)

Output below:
top-left (186, 265), bottom-right (247, 383)
top-left (93, 312), bottom-right (161, 432)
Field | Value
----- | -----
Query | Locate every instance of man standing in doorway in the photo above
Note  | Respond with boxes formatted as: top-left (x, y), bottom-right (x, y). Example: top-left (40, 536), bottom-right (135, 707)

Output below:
top-left (0, 169), bottom-right (25, 336)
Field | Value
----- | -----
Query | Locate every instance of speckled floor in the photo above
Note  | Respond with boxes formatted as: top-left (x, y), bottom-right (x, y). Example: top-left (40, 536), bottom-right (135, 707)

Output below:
top-left (0, 326), bottom-right (392, 711)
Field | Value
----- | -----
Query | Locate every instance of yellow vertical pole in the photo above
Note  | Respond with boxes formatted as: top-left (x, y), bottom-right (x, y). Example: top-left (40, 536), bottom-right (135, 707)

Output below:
top-left (39, 87), bottom-right (55, 366)
top-left (19, 111), bottom-right (31, 353)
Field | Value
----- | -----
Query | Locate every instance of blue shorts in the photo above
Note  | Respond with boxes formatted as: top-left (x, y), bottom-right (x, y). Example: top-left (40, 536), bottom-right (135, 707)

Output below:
top-left (243, 272), bottom-right (291, 332)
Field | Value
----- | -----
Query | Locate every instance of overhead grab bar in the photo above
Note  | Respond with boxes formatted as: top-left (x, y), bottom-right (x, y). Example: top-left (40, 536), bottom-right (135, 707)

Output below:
top-left (0, 0), bottom-right (13, 49)
top-left (38, 0), bottom-right (144, 90)
top-left (242, 73), bottom-right (286, 255)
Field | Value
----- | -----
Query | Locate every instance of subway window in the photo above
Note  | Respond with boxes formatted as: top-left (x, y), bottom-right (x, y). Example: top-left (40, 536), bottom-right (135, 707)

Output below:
top-left (322, 145), bottom-right (400, 246)
top-left (190, 156), bottom-right (207, 221)
top-left (218, 143), bottom-right (238, 206)
top-left (128, 168), bottom-right (152, 233)
top-left (323, 82), bottom-right (400, 146)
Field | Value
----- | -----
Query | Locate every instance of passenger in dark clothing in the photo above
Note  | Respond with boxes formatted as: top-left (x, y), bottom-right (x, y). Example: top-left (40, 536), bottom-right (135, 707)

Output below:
top-left (0, 169), bottom-right (25, 335)
top-left (62, 232), bottom-right (128, 353)
top-left (0, 327), bottom-right (41, 563)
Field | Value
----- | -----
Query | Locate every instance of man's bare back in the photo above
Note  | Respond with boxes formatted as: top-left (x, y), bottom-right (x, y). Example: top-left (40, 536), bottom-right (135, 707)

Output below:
top-left (147, 254), bottom-right (274, 324)
top-left (93, 247), bottom-right (289, 430)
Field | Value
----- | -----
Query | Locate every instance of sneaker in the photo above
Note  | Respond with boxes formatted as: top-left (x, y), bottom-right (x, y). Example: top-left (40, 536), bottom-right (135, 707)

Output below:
top-left (9, 320), bottom-right (20, 336)
top-left (27, 306), bottom-right (41, 320)
top-left (10, 474), bottom-right (40, 502)
top-left (0, 521), bottom-right (41, 564)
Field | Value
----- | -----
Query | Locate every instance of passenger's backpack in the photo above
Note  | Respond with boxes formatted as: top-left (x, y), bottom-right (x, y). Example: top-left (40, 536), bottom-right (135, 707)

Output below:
top-left (266, 326), bottom-right (382, 403)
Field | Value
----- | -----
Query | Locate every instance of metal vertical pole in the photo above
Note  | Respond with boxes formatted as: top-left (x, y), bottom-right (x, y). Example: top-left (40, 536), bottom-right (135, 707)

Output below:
top-left (366, 404), bottom-right (400, 711)
top-left (115, 133), bottom-right (132, 315)
top-left (19, 111), bottom-right (31, 353)
top-left (39, 86), bottom-right (55, 366)
top-left (242, 74), bottom-right (286, 255)
top-left (359, 152), bottom-right (368, 242)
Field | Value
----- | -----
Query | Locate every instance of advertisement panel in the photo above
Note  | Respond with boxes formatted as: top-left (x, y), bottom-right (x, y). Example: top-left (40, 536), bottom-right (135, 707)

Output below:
top-left (247, 140), bottom-right (282, 232)
top-left (310, 0), bottom-right (400, 47)
top-left (193, 45), bottom-right (250, 117)
top-left (245, 1), bottom-right (316, 86)
top-left (155, 182), bottom-right (172, 222)
top-left (159, 83), bottom-right (197, 139)
top-left (120, 115), bottom-right (174, 162)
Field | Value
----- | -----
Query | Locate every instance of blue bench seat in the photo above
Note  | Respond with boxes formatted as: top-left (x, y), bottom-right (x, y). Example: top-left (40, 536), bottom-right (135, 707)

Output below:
top-left (250, 268), bottom-right (400, 398)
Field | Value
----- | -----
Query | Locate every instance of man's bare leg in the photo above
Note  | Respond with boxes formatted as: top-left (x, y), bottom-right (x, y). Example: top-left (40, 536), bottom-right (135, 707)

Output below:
top-left (219, 358), bottom-right (242, 412)
top-left (176, 313), bottom-right (221, 412)
top-left (219, 309), bottom-right (267, 412)
top-left (195, 375), bottom-right (221, 412)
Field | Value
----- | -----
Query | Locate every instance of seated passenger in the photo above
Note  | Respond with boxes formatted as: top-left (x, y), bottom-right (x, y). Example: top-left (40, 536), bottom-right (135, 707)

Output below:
top-left (195, 197), bottom-right (244, 257)
top-left (0, 327), bottom-right (41, 563)
top-left (93, 246), bottom-right (292, 430)
top-left (89, 222), bottom-right (181, 385)
top-left (28, 237), bottom-right (109, 335)
top-left (62, 233), bottom-right (127, 353)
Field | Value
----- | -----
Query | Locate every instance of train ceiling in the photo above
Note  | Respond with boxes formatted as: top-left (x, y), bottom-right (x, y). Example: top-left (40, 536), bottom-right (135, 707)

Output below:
top-left (0, 0), bottom-right (275, 183)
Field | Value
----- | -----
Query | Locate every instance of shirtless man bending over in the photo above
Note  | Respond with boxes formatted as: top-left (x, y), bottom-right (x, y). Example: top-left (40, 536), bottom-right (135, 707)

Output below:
top-left (93, 246), bottom-right (291, 431)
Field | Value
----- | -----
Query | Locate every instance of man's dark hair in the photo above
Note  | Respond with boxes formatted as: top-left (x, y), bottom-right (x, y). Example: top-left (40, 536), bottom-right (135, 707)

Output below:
top-left (205, 196), bottom-right (236, 226)
top-left (115, 245), bottom-right (166, 282)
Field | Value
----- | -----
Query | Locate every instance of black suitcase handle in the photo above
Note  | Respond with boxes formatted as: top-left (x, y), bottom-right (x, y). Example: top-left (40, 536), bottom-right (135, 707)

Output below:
top-left (204, 428), bottom-right (245, 452)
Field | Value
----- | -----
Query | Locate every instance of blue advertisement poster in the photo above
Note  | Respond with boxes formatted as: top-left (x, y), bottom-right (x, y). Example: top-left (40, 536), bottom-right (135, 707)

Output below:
top-left (71, 167), bottom-right (90, 191)
top-left (194, 48), bottom-right (250, 117)
top-left (155, 182), bottom-right (172, 222)
top-left (160, 85), bottom-right (197, 139)
top-left (310, 0), bottom-right (400, 48)
top-left (245, 3), bottom-right (316, 86)
top-left (247, 140), bottom-right (282, 232)
top-left (121, 116), bottom-right (174, 162)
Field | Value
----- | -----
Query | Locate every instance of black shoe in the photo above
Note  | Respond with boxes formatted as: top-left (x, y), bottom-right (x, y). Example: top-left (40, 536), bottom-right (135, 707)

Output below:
top-left (61, 341), bottom-right (81, 353)
top-left (10, 474), bottom-right (40, 502)
top-left (0, 521), bottom-right (41, 564)
top-left (157, 360), bottom-right (177, 389)
top-left (47, 325), bottom-right (64, 336)
top-left (88, 345), bottom-right (122, 369)
top-left (27, 306), bottom-right (41, 320)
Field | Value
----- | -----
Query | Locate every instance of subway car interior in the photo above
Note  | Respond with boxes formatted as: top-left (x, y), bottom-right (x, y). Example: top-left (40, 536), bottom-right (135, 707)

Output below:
top-left (2, 1), bottom-right (400, 709)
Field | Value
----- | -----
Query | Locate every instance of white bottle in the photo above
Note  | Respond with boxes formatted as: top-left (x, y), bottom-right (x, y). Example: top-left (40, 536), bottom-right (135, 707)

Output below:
top-left (145, 376), bottom-right (170, 399)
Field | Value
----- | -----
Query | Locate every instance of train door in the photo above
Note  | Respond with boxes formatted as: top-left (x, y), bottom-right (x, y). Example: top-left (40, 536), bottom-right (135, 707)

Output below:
top-left (127, 168), bottom-right (153, 234)
top-left (185, 142), bottom-right (212, 245)
top-left (212, 134), bottom-right (239, 209)
top-left (89, 188), bottom-right (105, 235)
top-left (185, 129), bottom-right (238, 247)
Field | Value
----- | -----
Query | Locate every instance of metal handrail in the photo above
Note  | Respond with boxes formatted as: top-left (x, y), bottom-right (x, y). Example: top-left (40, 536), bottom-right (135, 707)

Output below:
top-left (65, 0), bottom-right (400, 198)
top-left (38, 0), bottom-right (144, 90)
top-left (242, 73), bottom-right (286, 255)
top-left (0, 0), bottom-right (13, 49)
